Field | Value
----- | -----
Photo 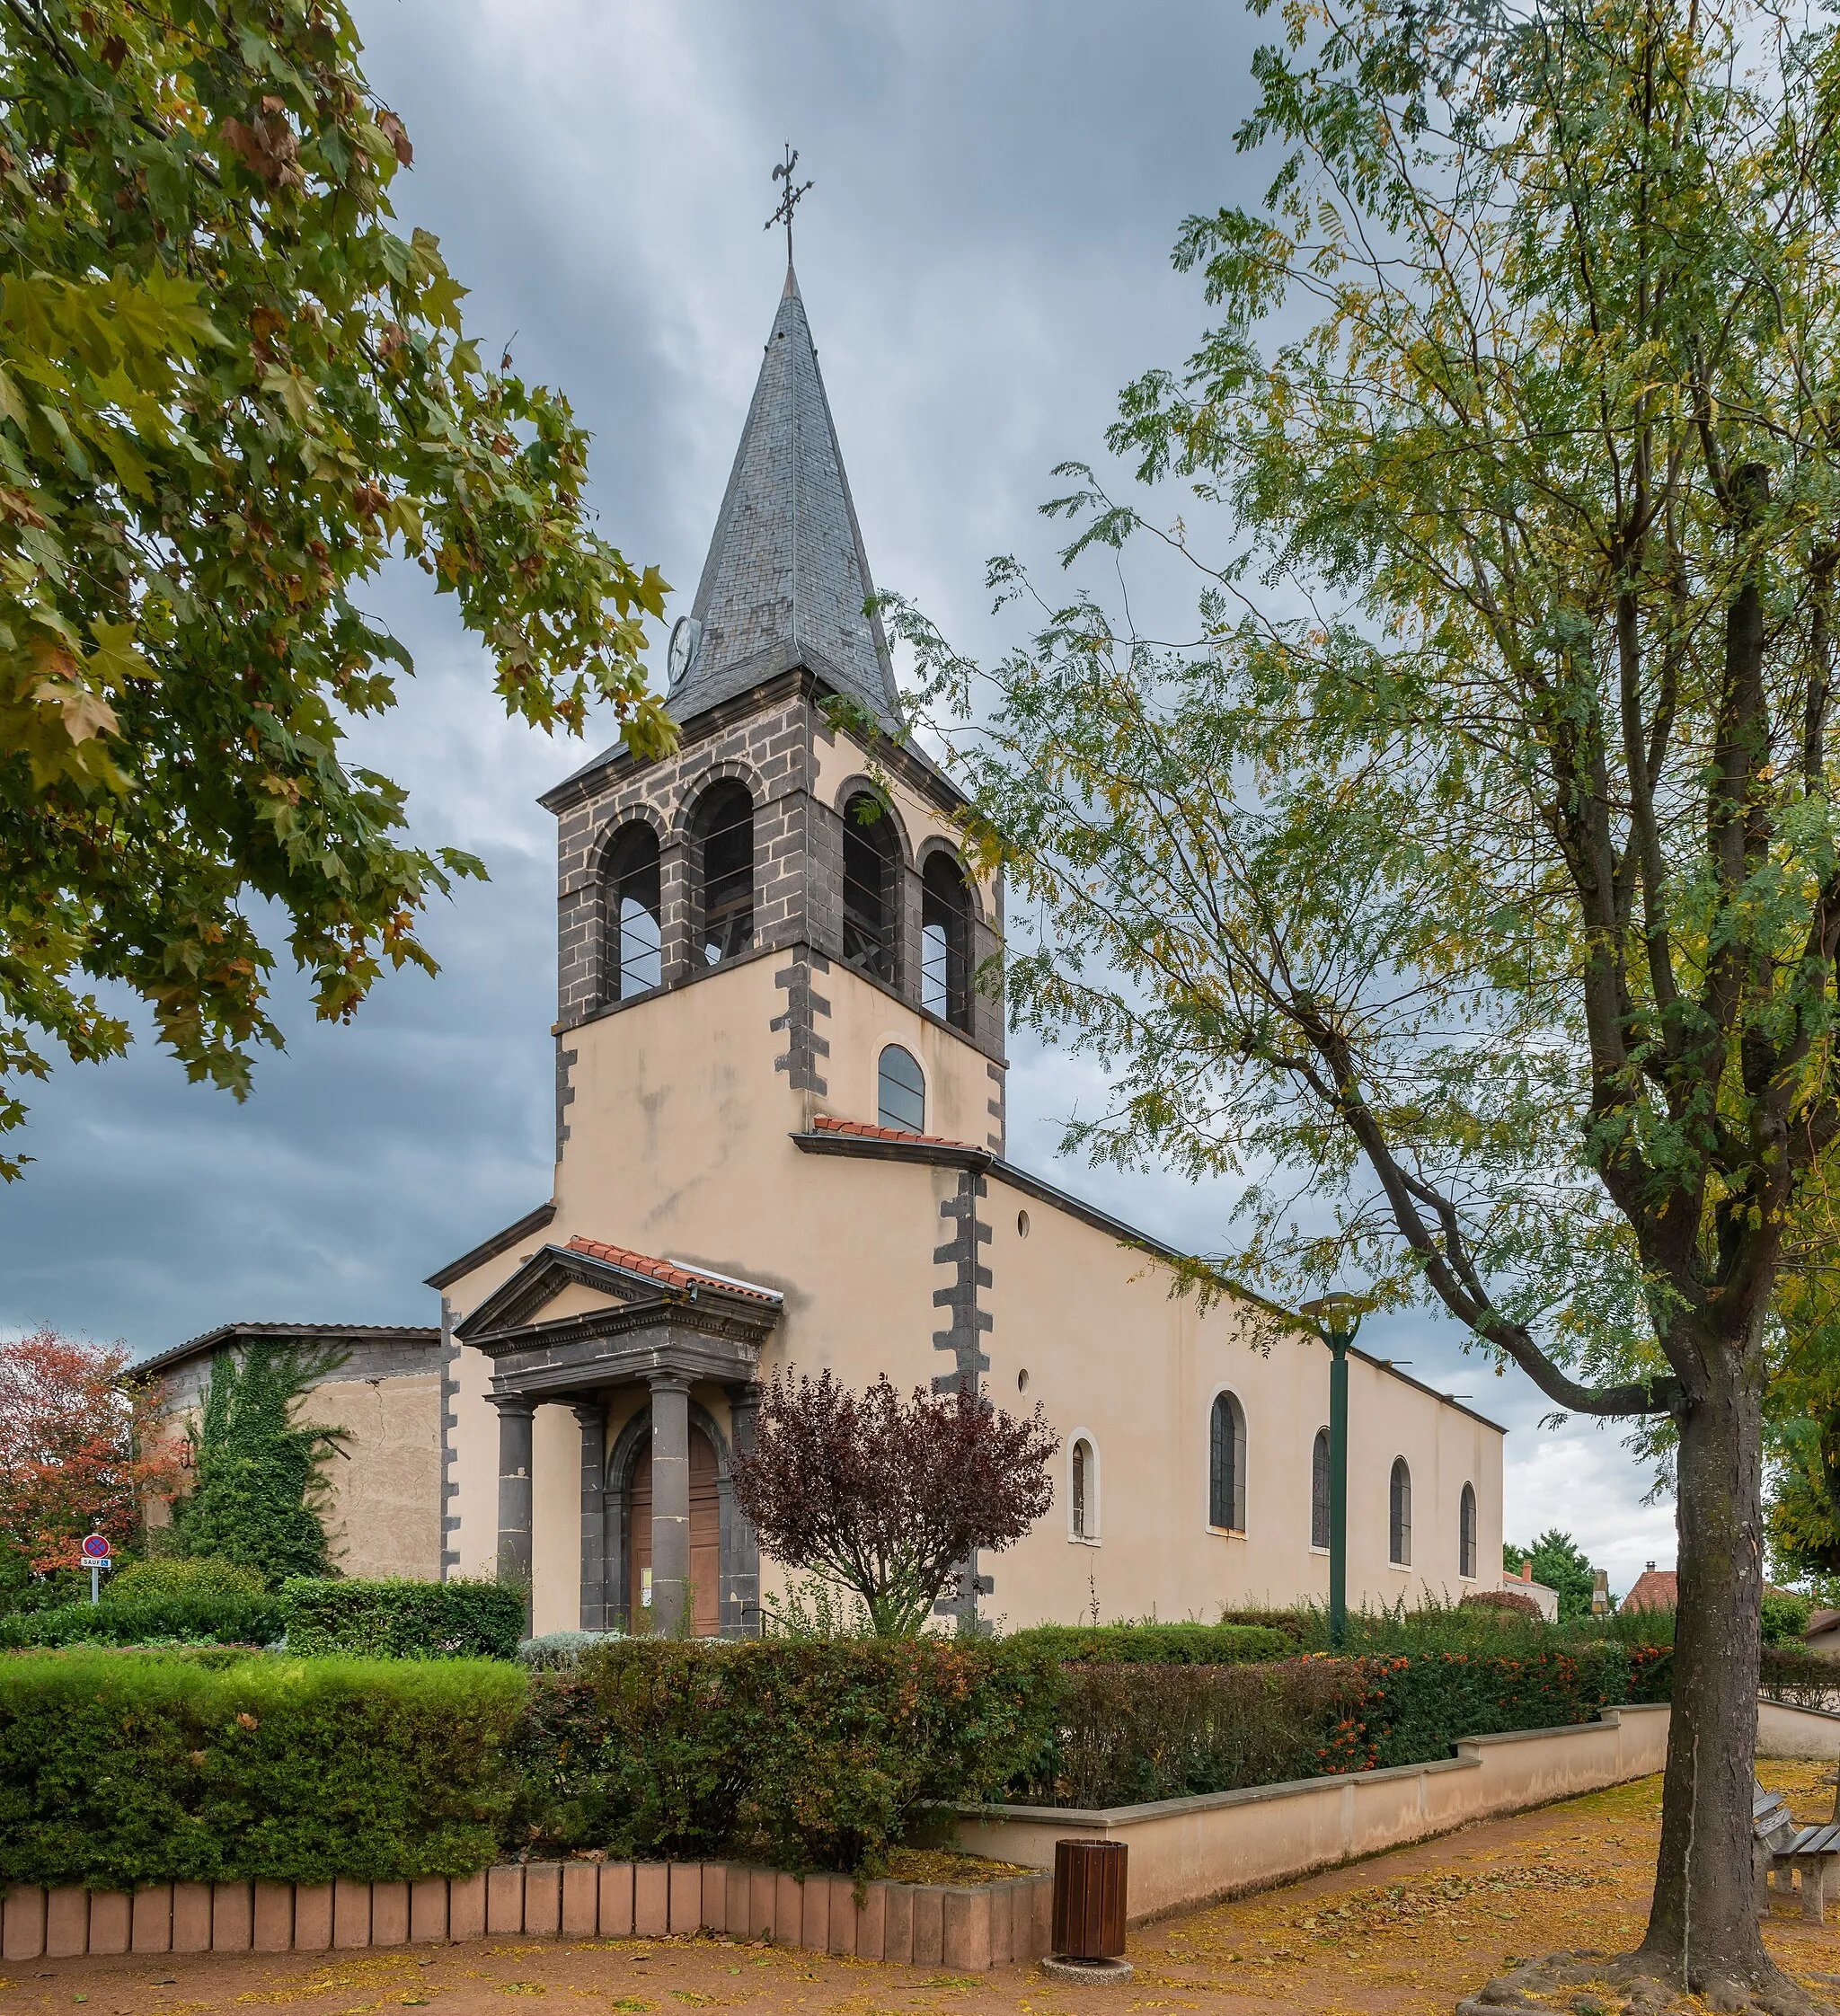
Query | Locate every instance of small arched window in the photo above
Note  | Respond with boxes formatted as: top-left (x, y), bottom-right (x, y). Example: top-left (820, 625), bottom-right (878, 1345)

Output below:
top-left (1459, 1481), bottom-right (1478, 1579)
top-left (1389, 1457), bottom-right (1412, 1568)
top-left (602, 823), bottom-right (661, 1002)
top-left (1311, 1427), bottom-right (1331, 1550)
top-left (920, 852), bottom-right (972, 1031)
top-left (1070, 1436), bottom-right (1098, 1541)
top-left (1208, 1391), bottom-right (1247, 1531)
top-left (693, 781), bottom-right (754, 967)
top-left (877, 1044), bottom-right (925, 1133)
top-left (842, 792), bottom-right (899, 983)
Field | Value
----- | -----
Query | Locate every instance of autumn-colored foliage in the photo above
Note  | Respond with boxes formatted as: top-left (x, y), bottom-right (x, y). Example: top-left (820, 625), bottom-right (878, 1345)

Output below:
top-left (731, 1371), bottom-right (1058, 1636)
top-left (0, 1329), bottom-right (181, 1572)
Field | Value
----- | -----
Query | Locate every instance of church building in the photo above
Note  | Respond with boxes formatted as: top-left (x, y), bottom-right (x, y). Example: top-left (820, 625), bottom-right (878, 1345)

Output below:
top-left (417, 265), bottom-right (1506, 1637)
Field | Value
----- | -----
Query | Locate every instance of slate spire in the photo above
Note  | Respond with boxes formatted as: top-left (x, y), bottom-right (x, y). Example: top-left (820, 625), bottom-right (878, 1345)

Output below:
top-left (668, 267), bottom-right (902, 727)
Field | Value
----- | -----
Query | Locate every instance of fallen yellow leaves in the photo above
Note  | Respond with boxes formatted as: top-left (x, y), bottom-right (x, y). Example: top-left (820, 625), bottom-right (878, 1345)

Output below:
top-left (1287, 1860), bottom-right (1597, 1943)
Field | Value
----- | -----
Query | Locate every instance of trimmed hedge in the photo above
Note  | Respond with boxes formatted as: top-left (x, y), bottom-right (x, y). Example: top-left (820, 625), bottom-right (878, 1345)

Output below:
top-left (278, 1577), bottom-right (525, 1659)
top-left (0, 1593), bottom-right (282, 1649)
top-left (1760, 1644), bottom-right (1839, 1710)
top-left (1013, 1642), bottom-right (1662, 1807)
top-left (1007, 1622), bottom-right (1296, 1665)
top-left (1317, 1643), bottom-right (1649, 1772)
top-left (0, 1649), bottom-right (525, 1888)
top-left (512, 1636), bottom-right (1059, 1874)
top-left (1013, 1657), bottom-right (1353, 1807)
top-left (107, 1559), bottom-right (268, 1604)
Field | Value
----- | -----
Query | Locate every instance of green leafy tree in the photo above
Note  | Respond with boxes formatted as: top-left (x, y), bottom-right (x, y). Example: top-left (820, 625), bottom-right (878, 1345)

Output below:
top-left (1764, 1262), bottom-right (1840, 1588)
top-left (0, 0), bottom-right (673, 1176)
top-left (1525, 1532), bottom-right (1596, 1623)
top-left (168, 1341), bottom-right (348, 1587)
top-left (880, 0), bottom-right (1840, 1992)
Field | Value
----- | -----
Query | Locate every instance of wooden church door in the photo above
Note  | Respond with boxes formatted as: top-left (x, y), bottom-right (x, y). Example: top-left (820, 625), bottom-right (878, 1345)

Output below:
top-left (627, 1424), bottom-right (721, 1635)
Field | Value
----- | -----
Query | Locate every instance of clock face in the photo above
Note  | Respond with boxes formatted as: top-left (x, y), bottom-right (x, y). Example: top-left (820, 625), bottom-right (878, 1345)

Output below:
top-left (668, 616), bottom-right (703, 689)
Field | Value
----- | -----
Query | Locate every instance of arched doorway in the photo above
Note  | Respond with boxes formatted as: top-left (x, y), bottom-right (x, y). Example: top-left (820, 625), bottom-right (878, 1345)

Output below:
top-left (628, 1423), bottom-right (721, 1635)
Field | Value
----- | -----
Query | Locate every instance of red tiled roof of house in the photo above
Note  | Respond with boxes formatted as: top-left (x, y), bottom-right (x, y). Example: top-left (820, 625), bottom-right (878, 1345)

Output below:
top-left (1807, 1607), bottom-right (1840, 1639)
top-left (564, 1235), bottom-right (781, 1304)
top-left (811, 1113), bottom-right (983, 1152)
top-left (1622, 1568), bottom-right (1677, 1613)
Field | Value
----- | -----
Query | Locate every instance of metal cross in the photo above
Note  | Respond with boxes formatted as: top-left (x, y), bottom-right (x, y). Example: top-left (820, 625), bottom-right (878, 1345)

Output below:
top-left (765, 144), bottom-right (812, 264)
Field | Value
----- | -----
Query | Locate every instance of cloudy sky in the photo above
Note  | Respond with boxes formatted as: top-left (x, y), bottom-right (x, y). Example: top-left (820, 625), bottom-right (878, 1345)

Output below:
top-left (0, 1), bottom-right (1675, 1593)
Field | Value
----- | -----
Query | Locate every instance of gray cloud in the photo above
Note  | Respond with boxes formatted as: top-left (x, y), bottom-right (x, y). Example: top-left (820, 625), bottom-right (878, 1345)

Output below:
top-left (0, 0), bottom-right (1674, 1595)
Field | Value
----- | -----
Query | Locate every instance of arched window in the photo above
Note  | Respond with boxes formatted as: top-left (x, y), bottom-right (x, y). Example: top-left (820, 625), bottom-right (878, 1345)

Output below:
top-left (1459, 1481), bottom-right (1478, 1579)
top-left (1311, 1428), bottom-right (1331, 1550)
top-left (1208, 1391), bottom-right (1247, 1531)
top-left (693, 781), bottom-right (754, 967)
top-left (1070, 1436), bottom-right (1099, 1541)
top-left (601, 823), bottom-right (661, 1001)
top-left (842, 792), bottom-right (898, 983)
top-left (920, 852), bottom-right (972, 1030)
top-left (1389, 1457), bottom-right (1412, 1568)
top-left (877, 1044), bottom-right (925, 1133)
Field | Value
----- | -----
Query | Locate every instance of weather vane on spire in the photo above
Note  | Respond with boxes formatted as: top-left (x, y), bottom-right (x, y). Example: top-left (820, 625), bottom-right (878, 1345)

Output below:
top-left (765, 144), bottom-right (812, 266)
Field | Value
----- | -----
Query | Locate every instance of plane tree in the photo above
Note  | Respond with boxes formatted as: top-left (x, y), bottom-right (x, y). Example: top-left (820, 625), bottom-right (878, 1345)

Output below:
top-left (0, 1), bottom-right (672, 1173)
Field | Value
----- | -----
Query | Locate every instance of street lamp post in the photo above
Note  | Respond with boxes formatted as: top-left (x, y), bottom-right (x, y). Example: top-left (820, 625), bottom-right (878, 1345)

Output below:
top-left (1299, 1293), bottom-right (1377, 1652)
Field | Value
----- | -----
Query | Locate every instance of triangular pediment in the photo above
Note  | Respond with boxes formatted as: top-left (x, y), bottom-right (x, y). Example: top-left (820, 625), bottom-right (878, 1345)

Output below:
top-left (454, 1244), bottom-right (681, 1342)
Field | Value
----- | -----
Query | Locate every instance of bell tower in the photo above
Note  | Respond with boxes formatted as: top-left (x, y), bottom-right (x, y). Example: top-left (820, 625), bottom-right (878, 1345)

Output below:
top-left (538, 267), bottom-right (1006, 1209)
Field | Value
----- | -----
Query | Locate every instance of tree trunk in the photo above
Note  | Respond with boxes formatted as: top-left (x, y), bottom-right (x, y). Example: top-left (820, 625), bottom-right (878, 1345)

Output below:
top-left (1636, 1348), bottom-right (1768, 1992)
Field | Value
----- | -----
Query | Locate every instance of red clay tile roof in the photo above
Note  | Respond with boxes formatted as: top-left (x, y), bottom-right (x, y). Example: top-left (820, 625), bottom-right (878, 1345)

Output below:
top-left (1807, 1607), bottom-right (1840, 1638)
top-left (1622, 1568), bottom-right (1677, 1613)
top-left (563, 1236), bottom-right (781, 1304)
top-left (811, 1113), bottom-right (983, 1152)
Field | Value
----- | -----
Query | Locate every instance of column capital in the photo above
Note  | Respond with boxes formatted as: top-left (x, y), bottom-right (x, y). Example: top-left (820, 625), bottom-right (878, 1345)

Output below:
top-left (724, 1378), bottom-right (762, 1410)
top-left (488, 1392), bottom-right (536, 1419)
top-left (571, 1398), bottom-right (607, 1428)
top-left (647, 1367), bottom-right (694, 1396)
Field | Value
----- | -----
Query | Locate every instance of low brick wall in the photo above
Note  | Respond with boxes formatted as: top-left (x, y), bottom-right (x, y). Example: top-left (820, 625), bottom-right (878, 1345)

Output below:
top-left (0, 1862), bottom-right (1051, 1973)
top-left (950, 1703), bottom-right (1674, 1923)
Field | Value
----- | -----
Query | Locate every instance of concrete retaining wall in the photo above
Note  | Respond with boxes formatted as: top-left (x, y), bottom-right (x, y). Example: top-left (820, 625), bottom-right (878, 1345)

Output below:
top-left (1759, 1696), bottom-right (1840, 1760)
top-left (0, 1861), bottom-right (1049, 1974)
top-left (951, 1703), bottom-right (1673, 1923)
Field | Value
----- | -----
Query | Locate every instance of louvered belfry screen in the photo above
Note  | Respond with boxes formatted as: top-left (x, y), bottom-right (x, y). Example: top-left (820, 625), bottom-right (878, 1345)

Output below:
top-left (1052, 1840), bottom-right (1128, 1959)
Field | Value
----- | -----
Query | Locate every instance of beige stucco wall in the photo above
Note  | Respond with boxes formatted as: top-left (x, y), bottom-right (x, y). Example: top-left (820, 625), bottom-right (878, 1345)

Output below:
top-left (307, 1374), bottom-right (443, 1579)
top-left (979, 1181), bottom-right (1502, 1623)
top-left (1757, 1696), bottom-right (1840, 1758)
top-left (151, 1366), bottom-right (442, 1583)
top-left (441, 950), bottom-right (1504, 1634)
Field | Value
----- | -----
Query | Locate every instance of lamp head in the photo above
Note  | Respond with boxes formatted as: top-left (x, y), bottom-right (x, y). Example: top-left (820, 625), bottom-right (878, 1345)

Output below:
top-left (1298, 1289), bottom-right (1382, 1344)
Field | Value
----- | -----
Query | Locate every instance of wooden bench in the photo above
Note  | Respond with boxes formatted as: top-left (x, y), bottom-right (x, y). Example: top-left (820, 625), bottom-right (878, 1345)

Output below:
top-left (1755, 1780), bottom-right (1840, 1924)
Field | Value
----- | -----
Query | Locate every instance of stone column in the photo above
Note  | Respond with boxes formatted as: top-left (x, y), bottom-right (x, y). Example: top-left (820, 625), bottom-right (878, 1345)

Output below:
top-left (648, 1372), bottom-right (692, 1635)
top-left (721, 1383), bottom-right (763, 1638)
top-left (573, 1400), bottom-right (607, 1631)
top-left (490, 1395), bottom-right (535, 1626)
top-left (659, 840), bottom-right (692, 988)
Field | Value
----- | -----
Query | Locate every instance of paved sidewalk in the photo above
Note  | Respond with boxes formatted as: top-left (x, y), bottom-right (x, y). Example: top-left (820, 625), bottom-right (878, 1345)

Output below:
top-left (5, 1766), bottom-right (1836, 2016)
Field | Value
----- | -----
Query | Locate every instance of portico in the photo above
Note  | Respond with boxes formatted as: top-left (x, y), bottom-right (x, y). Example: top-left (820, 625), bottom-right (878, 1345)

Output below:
top-left (457, 1237), bottom-right (781, 1636)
